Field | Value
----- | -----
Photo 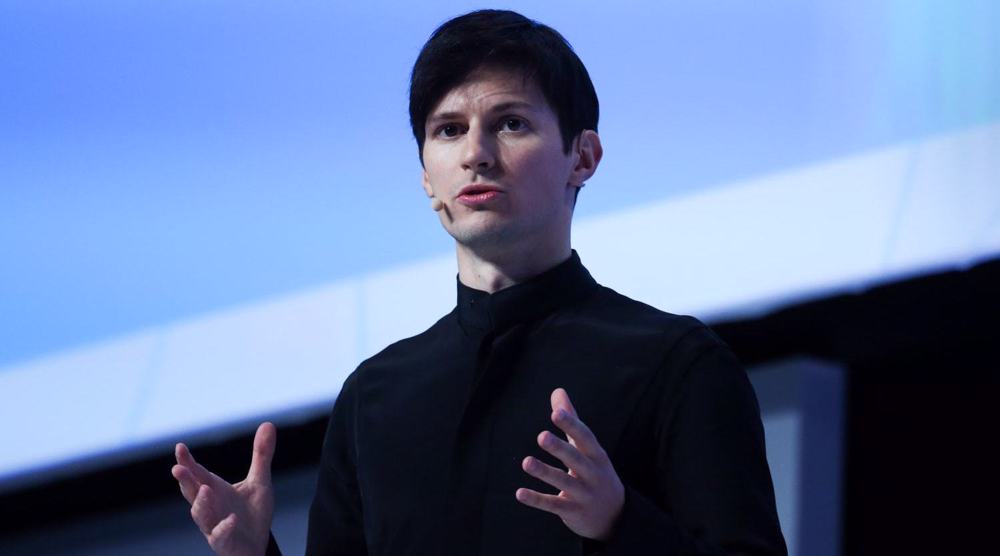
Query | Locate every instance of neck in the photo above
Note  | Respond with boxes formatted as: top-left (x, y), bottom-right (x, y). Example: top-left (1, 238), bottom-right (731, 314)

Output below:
top-left (456, 235), bottom-right (572, 294)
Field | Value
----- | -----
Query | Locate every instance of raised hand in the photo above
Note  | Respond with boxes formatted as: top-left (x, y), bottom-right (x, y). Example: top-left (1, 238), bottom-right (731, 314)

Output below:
top-left (171, 422), bottom-right (277, 556)
top-left (515, 388), bottom-right (625, 541)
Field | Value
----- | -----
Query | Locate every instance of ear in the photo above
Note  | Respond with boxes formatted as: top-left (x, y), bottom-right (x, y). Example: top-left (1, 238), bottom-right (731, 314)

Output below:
top-left (421, 169), bottom-right (434, 197)
top-left (567, 130), bottom-right (603, 187)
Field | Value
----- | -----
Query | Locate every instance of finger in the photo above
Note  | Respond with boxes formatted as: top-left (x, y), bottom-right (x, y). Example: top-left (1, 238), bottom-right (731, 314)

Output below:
top-left (538, 430), bottom-right (590, 476)
top-left (550, 387), bottom-right (578, 417)
top-left (175, 443), bottom-right (222, 488)
top-left (551, 407), bottom-right (606, 461)
top-left (248, 421), bottom-right (277, 484)
top-left (207, 513), bottom-right (238, 554)
top-left (191, 484), bottom-right (221, 536)
top-left (522, 456), bottom-right (582, 496)
top-left (515, 487), bottom-right (576, 516)
top-left (171, 464), bottom-right (201, 504)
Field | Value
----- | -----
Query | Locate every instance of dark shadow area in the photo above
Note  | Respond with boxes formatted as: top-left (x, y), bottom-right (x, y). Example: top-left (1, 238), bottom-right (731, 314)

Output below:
top-left (715, 256), bottom-right (1000, 555)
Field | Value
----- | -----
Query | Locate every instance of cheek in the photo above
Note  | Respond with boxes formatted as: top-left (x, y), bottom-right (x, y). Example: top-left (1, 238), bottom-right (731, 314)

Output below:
top-left (421, 153), bottom-right (450, 192)
top-left (509, 146), bottom-right (572, 195)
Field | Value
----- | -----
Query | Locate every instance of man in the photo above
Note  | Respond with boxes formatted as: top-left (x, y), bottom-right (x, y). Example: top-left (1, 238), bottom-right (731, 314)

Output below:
top-left (172, 9), bottom-right (787, 556)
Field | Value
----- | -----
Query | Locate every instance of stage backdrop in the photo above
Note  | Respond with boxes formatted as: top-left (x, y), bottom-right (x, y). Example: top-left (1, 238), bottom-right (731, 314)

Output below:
top-left (1, 0), bottom-right (998, 514)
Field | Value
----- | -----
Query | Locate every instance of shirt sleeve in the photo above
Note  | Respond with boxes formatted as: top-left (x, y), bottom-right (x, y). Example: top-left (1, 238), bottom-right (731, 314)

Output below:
top-left (303, 370), bottom-right (369, 556)
top-left (598, 328), bottom-right (787, 556)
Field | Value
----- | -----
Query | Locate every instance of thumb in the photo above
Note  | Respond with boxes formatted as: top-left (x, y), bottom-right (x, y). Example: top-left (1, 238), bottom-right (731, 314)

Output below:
top-left (550, 387), bottom-right (578, 417)
top-left (248, 422), bottom-right (277, 483)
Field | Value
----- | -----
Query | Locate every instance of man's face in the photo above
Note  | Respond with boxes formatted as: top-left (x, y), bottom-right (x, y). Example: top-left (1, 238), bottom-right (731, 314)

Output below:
top-left (421, 67), bottom-right (583, 252)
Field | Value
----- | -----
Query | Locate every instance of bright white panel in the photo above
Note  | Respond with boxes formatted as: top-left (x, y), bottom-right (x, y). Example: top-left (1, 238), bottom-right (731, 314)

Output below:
top-left (359, 254), bottom-right (454, 358)
top-left (886, 124), bottom-right (1000, 270)
top-left (0, 333), bottom-right (158, 479)
top-left (577, 142), bottom-right (912, 317)
top-left (136, 282), bottom-right (362, 440)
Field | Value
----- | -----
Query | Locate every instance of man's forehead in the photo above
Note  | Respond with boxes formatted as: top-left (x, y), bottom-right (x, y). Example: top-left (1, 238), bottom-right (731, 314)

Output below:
top-left (429, 68), bottom-right (548, 118)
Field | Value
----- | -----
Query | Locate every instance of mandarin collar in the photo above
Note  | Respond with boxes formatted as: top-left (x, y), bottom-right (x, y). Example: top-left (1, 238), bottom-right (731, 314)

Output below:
top-left (456, 250), bottom-right (598, 335)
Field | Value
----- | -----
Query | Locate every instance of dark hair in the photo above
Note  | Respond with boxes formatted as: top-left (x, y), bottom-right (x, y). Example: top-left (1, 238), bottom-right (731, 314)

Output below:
top-left (409, 9), bottom-right (599, 165)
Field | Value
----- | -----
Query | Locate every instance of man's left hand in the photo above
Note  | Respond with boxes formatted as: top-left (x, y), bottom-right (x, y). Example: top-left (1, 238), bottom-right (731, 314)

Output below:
top-left (515, 387), bottom-right (625, 541)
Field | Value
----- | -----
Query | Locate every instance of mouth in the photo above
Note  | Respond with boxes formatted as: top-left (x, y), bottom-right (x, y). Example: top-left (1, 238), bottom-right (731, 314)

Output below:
top-left (456, 184), bottom-right (503, 205)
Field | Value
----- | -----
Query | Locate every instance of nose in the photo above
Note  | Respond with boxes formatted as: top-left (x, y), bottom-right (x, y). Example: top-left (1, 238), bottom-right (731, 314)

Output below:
top-left (461, 124), bottom-right (496, 173)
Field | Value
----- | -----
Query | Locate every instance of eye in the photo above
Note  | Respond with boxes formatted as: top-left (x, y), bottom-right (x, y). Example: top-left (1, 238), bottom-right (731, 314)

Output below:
top-left (498, 117), bottom-right (527, 133)
top-left (436, 123), bottom-right (463, 138)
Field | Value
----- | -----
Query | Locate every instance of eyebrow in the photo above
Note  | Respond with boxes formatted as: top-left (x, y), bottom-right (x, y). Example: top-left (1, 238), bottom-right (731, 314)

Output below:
top-left (427, 101), bottom-right (538, 125)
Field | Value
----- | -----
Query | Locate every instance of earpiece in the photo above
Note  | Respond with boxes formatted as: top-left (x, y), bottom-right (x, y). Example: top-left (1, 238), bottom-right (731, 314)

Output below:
top-left (430, 197), bottom-right (444, 211)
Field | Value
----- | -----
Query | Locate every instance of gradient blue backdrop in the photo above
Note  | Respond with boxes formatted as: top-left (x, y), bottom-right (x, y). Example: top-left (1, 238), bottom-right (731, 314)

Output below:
top-left (3, 0), bottom-right (997, 367)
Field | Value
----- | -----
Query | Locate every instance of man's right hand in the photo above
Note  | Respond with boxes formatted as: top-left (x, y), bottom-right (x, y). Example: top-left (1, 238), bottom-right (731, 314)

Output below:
top-left (171, 422), bottom-right (277, 556)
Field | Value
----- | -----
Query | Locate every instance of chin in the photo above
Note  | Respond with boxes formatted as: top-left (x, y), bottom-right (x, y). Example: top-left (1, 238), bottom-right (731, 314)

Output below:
top-left (448, 220), bottom-right (519, 250)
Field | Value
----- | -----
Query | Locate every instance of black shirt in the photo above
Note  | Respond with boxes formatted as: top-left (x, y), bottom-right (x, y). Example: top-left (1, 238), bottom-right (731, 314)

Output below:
top-left (295, 251), bottom-right (786, 555)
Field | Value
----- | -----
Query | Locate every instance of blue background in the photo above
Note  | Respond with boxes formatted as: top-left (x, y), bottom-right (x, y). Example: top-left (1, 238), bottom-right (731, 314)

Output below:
top-left (3, 0), bottom-right (997, 367)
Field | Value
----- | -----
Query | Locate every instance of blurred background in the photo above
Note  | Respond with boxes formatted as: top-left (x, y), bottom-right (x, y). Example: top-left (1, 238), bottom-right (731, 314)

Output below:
top-left (1, 1), bottom-right (997, 554)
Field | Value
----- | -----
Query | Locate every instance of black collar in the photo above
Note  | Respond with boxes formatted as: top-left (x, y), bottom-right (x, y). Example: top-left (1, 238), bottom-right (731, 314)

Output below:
top-left (455, 250), bottom-right (598, 335)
